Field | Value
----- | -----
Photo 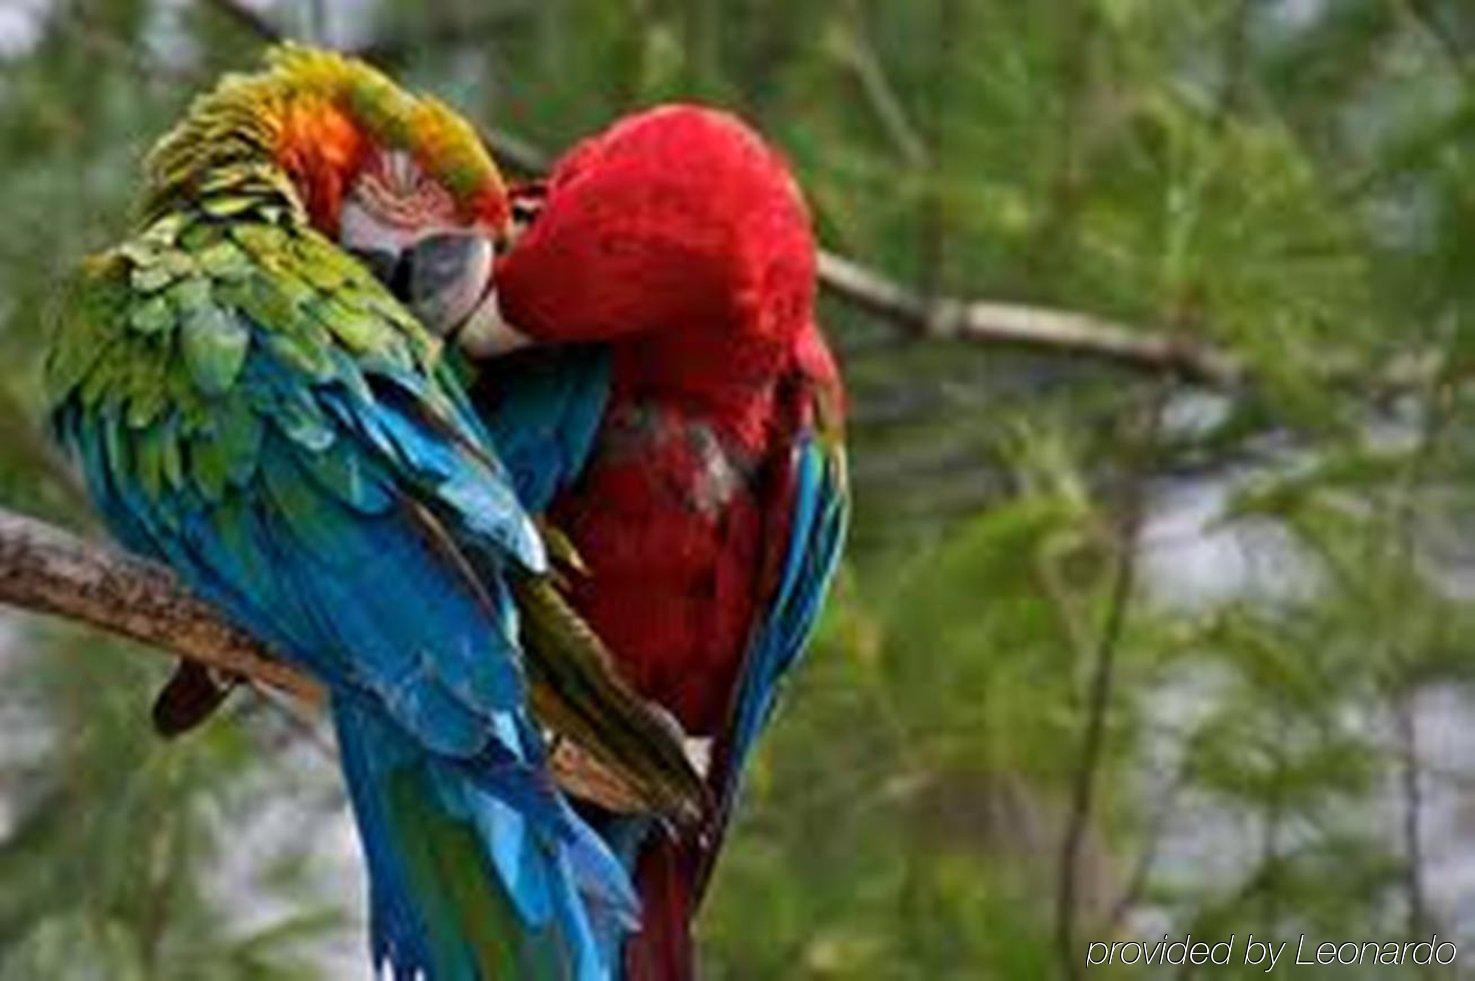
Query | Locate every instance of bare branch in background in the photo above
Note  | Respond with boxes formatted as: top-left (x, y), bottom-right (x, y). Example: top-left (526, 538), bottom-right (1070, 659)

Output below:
top-left (816, 253), bottom-right (1244, 386)
top-left (199, 0), bottom-right (533, 70)
top-left (1393, 698), bottom-right (1429, 935)
top-left (828, 2), bottom-right (929, 168)
top-left (356, 10), bottom-right (536, 65)
top-left (200, 0), bottom-right (283, 42)
top-left (1054, 385), bottom-right (1165, 979)
top-left (1398, 0), bottom-right (1475, 86)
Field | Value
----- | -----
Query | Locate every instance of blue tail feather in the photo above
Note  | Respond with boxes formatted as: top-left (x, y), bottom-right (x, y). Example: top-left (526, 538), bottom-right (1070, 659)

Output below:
top-left (333, 695), bottom-right (636, 981)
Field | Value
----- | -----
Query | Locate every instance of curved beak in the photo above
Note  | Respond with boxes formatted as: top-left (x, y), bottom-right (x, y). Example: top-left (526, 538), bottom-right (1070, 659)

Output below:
top-left (454, 283), bottom-right (530, 357)
top-left (346, 229), bottom-right (529, 356)
top-left (402, 232), bottom-right (495, 338)
top-left (345, 231), bottom-right (491, 337)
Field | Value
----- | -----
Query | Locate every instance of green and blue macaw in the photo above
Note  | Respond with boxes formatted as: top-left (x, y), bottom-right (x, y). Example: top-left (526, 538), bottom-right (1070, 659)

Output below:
top-left (46, 46), bottom-right (702, 980)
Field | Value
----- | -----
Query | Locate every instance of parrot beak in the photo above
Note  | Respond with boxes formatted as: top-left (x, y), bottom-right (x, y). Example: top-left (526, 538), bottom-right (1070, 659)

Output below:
top-left (399, 232), bottom-right (495, 337)
top-left (343, 217), bottom-right (528, 355)
top-left (454, 284), bottom-right (530, 357)
top-left (401, 233), bottom-right (530, 355)
top-left (342, 201), bottom-right (497, 340)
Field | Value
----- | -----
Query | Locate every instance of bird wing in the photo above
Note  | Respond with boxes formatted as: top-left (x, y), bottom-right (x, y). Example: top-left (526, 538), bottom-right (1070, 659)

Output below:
top-left (52, 213), bottom-right (531, 740)
top-left (468, 344), bottom-right (707, 819)
top-left (52, 211), bottom-right (701, 820)
top-left (715, 368), bottom-right (849, 811)
top-left (470, 344), bottom-right (611, 512)
top-left (49, 212), bottom-right (648, 974)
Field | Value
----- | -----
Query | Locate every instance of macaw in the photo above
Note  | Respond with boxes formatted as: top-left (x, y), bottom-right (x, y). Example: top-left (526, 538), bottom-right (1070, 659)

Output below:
top-left (425, 106), bottom-right (851, 979)
top-left (46, 46), bottom-right (705, 980)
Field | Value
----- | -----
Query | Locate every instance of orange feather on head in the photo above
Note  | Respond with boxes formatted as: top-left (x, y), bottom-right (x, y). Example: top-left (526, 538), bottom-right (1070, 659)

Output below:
top-left (143, 45), bottom-right (509, 241)
top-left (275, 99), bottom-right (369, 235)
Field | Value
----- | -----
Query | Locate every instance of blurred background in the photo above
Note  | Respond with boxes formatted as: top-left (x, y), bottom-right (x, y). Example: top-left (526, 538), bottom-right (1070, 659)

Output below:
top-left (4, 0), bottom-right (1475, 977)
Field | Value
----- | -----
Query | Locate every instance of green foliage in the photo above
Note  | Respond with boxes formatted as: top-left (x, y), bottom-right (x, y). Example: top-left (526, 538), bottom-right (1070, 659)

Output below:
top-left (0, 631), bottom-right (346, 979)
top-left (5, 0), bottom-right (1475, 977)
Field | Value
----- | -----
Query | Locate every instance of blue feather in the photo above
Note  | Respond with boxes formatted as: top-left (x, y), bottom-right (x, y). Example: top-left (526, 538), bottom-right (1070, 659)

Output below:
top-left (57, 310), bottom-right (635, 979)
top-left (724, 432), bottom-right (849, 801)
top-left (472, 346), bottom-right (612, 511)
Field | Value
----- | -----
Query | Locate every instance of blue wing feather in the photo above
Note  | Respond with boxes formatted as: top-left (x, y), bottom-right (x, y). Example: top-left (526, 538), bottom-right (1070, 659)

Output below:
top-left (723, 429), bottom-right (848, 801)
top-left (469, 346), bottom-right (612, 511)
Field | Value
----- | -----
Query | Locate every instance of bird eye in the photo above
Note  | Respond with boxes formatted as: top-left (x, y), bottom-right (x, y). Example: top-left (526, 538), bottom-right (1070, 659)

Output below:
top-left (346, 246), bottom-right (401, 288)
top-left (503, 184), bottom-right (547, 253)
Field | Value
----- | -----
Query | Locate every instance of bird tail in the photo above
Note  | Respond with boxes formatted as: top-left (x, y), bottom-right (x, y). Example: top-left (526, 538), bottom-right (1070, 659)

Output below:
top-left (331, 693), bottom-right (637, 981)
top-left (622, 834), bottom-right (699, 981)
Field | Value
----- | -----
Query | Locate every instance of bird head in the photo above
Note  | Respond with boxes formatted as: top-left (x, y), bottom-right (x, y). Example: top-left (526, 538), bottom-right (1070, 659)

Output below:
top-left (142, 43), bottom-right (509, 339)
top-left (444, 106), bottom-right (819, 364)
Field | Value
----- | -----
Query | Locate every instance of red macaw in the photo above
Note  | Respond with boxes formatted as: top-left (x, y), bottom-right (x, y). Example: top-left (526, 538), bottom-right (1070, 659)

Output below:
top-left (457, 105), bottom-right (850, 978)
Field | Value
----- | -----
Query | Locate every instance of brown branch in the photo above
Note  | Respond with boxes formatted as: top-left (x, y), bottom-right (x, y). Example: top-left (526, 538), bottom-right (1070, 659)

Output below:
top-left (0, 506), bottom-right (317, 700)
top-left (355, 10), bottom-right (534, 65)
top-left (200, 0), bottom-right (283, 43)
top-left (1393, 697), bottom-right (1430, 938)
top-left (1054, 385), bottom-right (1165, 979)
top-left (816, 253), bottom-right (1244, 386)
top-left (0, 505), bottom-right (637, 810)
top-left (199, 0), bottom-right (532, 66)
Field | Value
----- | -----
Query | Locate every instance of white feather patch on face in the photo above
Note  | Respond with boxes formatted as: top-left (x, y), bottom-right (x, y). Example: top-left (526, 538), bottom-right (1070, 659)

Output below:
top-left (456, 288), bottom-right (530, 356)
top-left (339, 196), bottom-right (418, 256)
top-left (340, 149), bottom-right (463, 256)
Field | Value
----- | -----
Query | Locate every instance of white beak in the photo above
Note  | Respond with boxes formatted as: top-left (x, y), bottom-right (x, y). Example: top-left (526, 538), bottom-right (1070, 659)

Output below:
top-left (456, 288), bottom-right (530, 357)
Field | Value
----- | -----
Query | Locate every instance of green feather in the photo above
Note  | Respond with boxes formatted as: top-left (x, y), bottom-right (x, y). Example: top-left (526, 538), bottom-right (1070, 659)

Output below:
top-left (386, 769), bottom-right (565, 981)
top-left (134, 420), bottom-right (167, 501)
top-left (140, 213), bottom-right (186, 247)
top-left (202, 194), bottom-right (262, 219)
top-left (129, 295), bottom-right (173, 335)
top-left (215, 394), bottom-right (265, 488)
top-left (514, 574), bottom-right (706, 822)
top-left (197, 240), bottom-right (253, 280)
top-left (180, 304), bottom-right (250, 396)
top-left (187, 426), bottom-right (232, 502)
top-left (165, 275), bottom-right (212, 315)
top-left (129, 263), bottom-right (176, 293)
top-left (295, 436), bottom-right (388, 512)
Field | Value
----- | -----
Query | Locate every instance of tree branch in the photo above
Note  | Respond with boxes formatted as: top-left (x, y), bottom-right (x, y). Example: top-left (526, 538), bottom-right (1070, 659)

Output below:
top-left (200, 0), bottom-right (283, 43)
top-left (815, 253), bottom-right (1244, 387)
top-left (0, 505), bottom-right (641, 811)
top-left (199, 0), bottom-right (532, 66)
top-left (0, 506), bottom-right (317, 699)
top-left (1055, 384), bottom-right (1165, 978)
